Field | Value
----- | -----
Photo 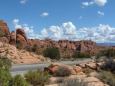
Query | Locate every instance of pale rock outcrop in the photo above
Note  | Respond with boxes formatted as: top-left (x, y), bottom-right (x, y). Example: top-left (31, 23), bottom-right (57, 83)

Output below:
top-left (0, 42), bottom-right (45, 64)
top-left (85, 61), bottom-right (97, 70)
top-left (47, 76), bottom-right (108, 86)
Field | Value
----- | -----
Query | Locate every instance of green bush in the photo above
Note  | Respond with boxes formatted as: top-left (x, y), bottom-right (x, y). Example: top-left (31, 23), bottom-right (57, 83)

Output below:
top-left (0, 69), bottom-right (11, 86)
top-left (101, 59), bottom-right (115, 73)
top-left (24, 70), bottom-right (50, 86)
top-left (54, 67), bottom-right (71, 77)
top-left (72, 52), bottom-right (91, 58)
top-left (10, 75), bottom-right (29, 86)
top-left (0, 56), bottom-right (12, 86)
top-left (43, 47), bottom-right (60, 59)
top-left (98, 71), bottom-right (115, 86)
top-left (0, 57), bottom-right (12, 71)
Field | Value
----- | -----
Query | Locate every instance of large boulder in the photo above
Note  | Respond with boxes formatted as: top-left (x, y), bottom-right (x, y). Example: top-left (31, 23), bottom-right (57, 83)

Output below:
top-left (16, 34), bottom-right (27, 48)
top-left (45, 63), bottom-right (83, 76)
top-left (16, 29), bottom-right (27, 41)
top-left (16, 29), bottom-right (28, 48)
top-left (0, 20), bottom-right (10, 41)
top-left (85, 61), bottom-right (97, 70)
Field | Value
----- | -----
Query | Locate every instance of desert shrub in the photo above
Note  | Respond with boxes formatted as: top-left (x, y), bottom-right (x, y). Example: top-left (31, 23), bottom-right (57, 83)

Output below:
top-left (0, 56), bottom-right (12, 86)
top-left (24, 70), bottom-right (50, 86)
top-left (43, 47), bottom-right (60, 59)
top-left (101, 59), bottom-right (115, 73)
top-left (99, 48), bottom-right (115, 58)
top-left (0, 57), bottom-right (12, 71)
top-left (98, 71), bottom-right (115, 86)
top-left (72, 51), bottom-right (91, 58)
top-left (59, 79), bottom-right (84, 86)
top-left (0, 69), bottom-right (11, 86)
top-left (54, 67), bottom-right (71, 77)
top-left (31, 44), bottom-right (38, 52)
top-left (96, 48), bottom-right (115, 73)
top-left (9, 75), bottom-right (29, 86)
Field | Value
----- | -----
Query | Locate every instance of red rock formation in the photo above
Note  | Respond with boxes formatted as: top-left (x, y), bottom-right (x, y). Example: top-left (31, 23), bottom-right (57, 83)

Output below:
top-left (16, 29), bottom-right (28, 42)
top-left (28, 39), bottom-right (97, 56)
top-left (0, 20), bottom-right (10, 35)
top-left (0, 20), bottom-right (10, 42)
top-left (16, 29), bottom-right (28, 49)
top-left (45, 63), bottom-right (83, 75)
top-left (9, 31), bottom-right (16, 45)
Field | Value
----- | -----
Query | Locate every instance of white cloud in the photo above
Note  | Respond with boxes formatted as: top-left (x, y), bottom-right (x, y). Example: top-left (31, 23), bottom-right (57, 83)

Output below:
top-left (82, 1), bottom-right (94, 7)
top-left (97, 11), bottom-right (104, 16)
top-left (40, 22), bottom-right (77, 40)
top-left (62, 22), bottom-right (77, 35)
top-left (82, 2), bottom-right (89, 6)
top-left (13, 19), bottom-right (19, 24)
top-left (41, 12), bottom-right (49, 17)
top-left (41, 28), bottom-right (48, 36)
top-left (13, 19), bottom-right (22, 28)
top-left (78, 24), bottom-right (115, 42)
top-left (95, 0), bottom-right (107, 6)
top-left (20, 0), bottom-right (28, 4)
top-left (82, 0), bottom-right (107, 7)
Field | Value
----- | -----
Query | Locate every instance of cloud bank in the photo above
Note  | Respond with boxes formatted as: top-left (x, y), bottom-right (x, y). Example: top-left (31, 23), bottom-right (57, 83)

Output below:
top-left (40, 22), bottom-right (115, 43)
top-left (82, 0), bottom-right (107, 7)
top-left (13, 19), bottom-right (115, 43)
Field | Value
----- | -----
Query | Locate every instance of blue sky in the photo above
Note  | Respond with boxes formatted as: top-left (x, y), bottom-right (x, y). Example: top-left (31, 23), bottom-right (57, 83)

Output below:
top-left (0, 0), bottom-right (115, 42)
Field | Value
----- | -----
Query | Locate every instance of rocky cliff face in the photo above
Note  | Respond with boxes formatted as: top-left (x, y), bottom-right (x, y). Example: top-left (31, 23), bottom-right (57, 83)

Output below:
top-left (0, 20), bottom-right (98, 57)
top-left (28, 39), bottom-right (97, 57)
top-left (0, 20), bottom-right (10, 43)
